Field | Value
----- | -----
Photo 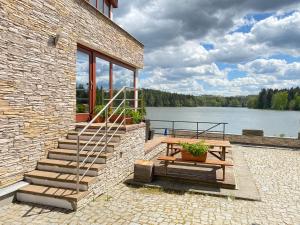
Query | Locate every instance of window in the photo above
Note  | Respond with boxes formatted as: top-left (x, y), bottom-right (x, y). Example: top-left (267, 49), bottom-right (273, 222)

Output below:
top-left (90, 0), bottom-right (96, 7)
top-left (104, 0), bottom-right (110, 17)
top-left (76, 50), bottom-right (91, 113)
top-left (89, 0), bottom-right (111, 18)
top-left (97, 0), bottom-right (103, 12)
top-left (95, 57), bottom-right (110, 105)
top-left (113, 64), bottom-right (134, 90)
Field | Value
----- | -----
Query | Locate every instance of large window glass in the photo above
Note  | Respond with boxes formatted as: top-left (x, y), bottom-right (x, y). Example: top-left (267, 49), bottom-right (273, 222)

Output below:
top-left (90, 0), bottom-right (96, 7)
top-left (95, 57), bottom-right (110, 105)
top-left (104, 0), bottom-right (110, 17)
top-left (97, 0), bottom-right (104, 12)
top-left (113, 65), bottom-right (134, 90)
top-left (76, 50), bottom-right (90, 113)
top-left (89, 0), bottom-right (111, 18)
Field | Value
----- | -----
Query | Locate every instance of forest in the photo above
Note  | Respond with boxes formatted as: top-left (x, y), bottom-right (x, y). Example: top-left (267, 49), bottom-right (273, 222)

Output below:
top-left (142, 87), bottom-right (300, 111)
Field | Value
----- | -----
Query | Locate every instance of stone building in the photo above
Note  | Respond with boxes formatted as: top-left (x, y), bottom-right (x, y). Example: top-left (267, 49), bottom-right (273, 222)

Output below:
top-left (0, 0), bottom-right (146, 209)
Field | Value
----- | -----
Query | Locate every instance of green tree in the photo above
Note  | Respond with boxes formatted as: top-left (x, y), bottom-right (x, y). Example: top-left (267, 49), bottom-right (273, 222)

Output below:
top-left (271, 92), bottom-right (288, 110)
top-left (294, 95), bottom-right (300, 110)
top-left (247, 96), bottom-right (258, 108)
top-left (289, 100), bottom-right (296, 110)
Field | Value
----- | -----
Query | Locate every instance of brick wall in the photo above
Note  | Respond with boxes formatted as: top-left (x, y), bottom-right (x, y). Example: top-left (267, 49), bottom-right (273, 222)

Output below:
top-left (0, 0), bottom-right (144, 187)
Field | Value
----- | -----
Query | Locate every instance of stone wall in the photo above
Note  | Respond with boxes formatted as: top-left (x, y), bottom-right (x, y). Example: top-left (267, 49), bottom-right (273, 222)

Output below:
top-left (0, 0), bottom-right (144, 187)
top-left (144, 143), bottom-right (167, 160)
top-left (78, 126), bottom-right (146, 208)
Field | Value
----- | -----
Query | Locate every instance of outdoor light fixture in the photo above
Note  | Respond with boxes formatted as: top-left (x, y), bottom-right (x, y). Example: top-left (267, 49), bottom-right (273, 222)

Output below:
top-left (51, 34), bottom-right (60, 46)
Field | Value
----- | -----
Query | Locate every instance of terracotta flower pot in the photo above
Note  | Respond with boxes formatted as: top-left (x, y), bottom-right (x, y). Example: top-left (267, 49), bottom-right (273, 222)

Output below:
top-left (93, 115), bottom-right (105, 123)
top-left (109, 115), bottom-right (133, 124)
top-left (180, 149), bottom-right (207, 162)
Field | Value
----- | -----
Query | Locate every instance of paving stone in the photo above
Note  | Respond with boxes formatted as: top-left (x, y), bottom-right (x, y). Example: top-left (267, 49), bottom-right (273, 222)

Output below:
top-left (0, 146), bottom-right (299, 224)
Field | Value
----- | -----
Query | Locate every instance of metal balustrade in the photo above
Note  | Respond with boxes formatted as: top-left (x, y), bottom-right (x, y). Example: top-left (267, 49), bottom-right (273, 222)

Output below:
top-left (76, 87), bottom-right (142, 193)
top-left (147, 120), bottom-right (228, 140)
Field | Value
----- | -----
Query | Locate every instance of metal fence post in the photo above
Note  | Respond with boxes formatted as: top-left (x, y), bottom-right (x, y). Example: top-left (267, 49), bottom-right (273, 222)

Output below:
top-left (223, 123), bottom-right (225, 140)
top-left (172, 121), bottom-right (175, 137)
top-left (197, 122), bottom-right (199, 139)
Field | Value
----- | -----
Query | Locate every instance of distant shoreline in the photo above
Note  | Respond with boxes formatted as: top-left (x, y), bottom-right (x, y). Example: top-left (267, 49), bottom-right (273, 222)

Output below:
top-left (142, 87), bottom-right (300, 111)
top-left (145, 106), bottom-right (299, 112)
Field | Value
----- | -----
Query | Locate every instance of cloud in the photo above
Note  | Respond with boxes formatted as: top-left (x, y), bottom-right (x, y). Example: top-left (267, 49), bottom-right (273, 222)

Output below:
top-left (238, 59), bottom-right (300, 80)
top-left (114, 1), bottom-right (300, 96)
top-left (146, 41), bottom-right (210, 68)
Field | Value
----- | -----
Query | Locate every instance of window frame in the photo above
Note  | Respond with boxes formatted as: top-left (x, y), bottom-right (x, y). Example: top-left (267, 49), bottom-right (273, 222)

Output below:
top-left (89, 0), bottom-right (112, 18)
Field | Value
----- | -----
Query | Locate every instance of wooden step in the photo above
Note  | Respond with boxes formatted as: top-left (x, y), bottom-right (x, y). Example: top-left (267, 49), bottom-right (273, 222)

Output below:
top-left (48, 149), bottom-right (113, 163)
top-left (37, 159), bottom-right (105, 176)
top-left (25, 170), bottom-right (96, 191)
top-left (75, 124), bottom-right (126, 133)
top-left (68, 131), bottom-right (122, 142)
top-left (16, 184), bottom-right (88, 210)
top-left (58, 139), bottom-right (117, 152)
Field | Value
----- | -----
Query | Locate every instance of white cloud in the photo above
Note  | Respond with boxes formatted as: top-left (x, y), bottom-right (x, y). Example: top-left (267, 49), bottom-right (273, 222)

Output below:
top-left (146, 41), bottom-right (210, 68)
top-left (115, 2), bottom-right (300, 96)
top-left (238, 59), bottom-right (300, 80)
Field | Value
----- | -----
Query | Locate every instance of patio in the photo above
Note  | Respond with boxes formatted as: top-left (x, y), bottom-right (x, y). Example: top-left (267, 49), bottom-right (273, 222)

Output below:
top-left (0, 145), bottom-right (299, 225)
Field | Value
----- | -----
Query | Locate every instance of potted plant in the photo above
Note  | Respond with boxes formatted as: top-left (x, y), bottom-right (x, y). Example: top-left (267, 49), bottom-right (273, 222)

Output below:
top-left (93, 105), bottom-right (105, 123)
top-left (109, 107), bottom-right (129, 124)
top-left (131, 110), bottom-right (142, 124)
top-left (109, 107), bottom-right (146, 125)
top-left (179, 141), bottom-right (209, 162)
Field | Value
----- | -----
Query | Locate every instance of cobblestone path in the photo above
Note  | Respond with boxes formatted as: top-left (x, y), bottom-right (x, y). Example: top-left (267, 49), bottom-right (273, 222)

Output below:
top-left (0, 146), bottom-right (299, 225)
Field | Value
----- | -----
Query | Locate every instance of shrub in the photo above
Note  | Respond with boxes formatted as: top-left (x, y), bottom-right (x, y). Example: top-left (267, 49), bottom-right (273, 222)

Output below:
top-left (131, 111), bottom-right (142, 124)
top-left (180, 141), bottom-right (209, 157)
top-left (76, 104), bottom-right (86, 113)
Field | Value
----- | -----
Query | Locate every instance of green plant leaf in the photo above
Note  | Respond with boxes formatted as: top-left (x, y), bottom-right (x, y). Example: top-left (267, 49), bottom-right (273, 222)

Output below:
top-left (180, 141), bottom-right (209, 156)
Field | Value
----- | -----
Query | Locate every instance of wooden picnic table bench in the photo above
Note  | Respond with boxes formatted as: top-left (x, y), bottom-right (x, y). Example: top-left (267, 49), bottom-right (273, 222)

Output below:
top-left (162, 137), bottom-right (231, 161)
top-left (158, 156), bottom-right (233, 180)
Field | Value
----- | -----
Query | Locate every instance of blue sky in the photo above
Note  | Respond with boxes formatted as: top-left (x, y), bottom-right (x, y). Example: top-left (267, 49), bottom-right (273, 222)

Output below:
top-left (115, 0), bottom-right (300, 96)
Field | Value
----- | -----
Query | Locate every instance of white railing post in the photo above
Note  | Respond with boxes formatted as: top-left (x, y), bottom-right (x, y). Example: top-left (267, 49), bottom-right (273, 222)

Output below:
top-left (134, 70), bottom-right (139, 111)
top-left (105, 107), bottom-right (108, 155)
top-left (76, 135), bottom-right (80, 194)
top-left (124, 88), bottom-right (127, 127)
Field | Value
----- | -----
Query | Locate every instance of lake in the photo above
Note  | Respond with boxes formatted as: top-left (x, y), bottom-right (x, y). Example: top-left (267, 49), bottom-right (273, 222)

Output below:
top-left (145, 107), bottom-right (300, 138)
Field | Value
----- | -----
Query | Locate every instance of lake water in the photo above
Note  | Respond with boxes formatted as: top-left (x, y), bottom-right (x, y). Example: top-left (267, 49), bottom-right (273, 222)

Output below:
top-left (145, 107), bottom-right (300, 138)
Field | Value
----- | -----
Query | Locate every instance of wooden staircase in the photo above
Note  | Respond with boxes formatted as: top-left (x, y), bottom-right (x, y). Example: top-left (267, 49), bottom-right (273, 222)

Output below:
top-left (16, 124), bottom-right (125, 210)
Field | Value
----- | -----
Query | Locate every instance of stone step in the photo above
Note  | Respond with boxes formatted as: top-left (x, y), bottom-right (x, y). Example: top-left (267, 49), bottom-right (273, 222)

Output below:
top-left (67, 131), bottom-right (122, 142)
top-left (37, 159), bottom-right (105, 176)
top-left (58, 139), bottom-right (117, 152)
top-left (48, 149), bottom-right (113, 164)
top-left (24, 170), bottom-right (96, 191)
top-left (16, 184), bottom-right (88, 210)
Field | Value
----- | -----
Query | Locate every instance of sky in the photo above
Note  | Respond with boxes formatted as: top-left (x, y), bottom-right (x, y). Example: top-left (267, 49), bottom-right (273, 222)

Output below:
top-left (114, 0), bottom-right (300, 96)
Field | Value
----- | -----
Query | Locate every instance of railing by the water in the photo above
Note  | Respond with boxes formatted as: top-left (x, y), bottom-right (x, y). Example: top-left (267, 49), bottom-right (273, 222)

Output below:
top-left (147, 119), bottom-right (228, 140)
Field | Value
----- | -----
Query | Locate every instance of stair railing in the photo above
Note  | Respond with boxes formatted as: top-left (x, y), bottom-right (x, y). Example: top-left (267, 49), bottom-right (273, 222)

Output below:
top-left (76, 86), bottom-right (139, 193)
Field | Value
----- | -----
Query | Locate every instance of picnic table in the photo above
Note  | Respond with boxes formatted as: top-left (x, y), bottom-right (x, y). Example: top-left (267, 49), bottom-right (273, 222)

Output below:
top-left (159, 137), bottom-right (233, 180)
top-left (161, 137), bottom-right (231, 160)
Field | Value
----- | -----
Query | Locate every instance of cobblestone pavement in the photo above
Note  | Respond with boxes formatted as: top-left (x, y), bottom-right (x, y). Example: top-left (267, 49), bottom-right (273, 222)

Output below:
top-left (0, 146), bottom-right (299, 225)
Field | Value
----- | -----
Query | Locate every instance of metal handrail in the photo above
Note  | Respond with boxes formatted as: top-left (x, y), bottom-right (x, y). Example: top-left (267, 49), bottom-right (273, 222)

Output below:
top-left (147, 119), bottom-right (227, 140)
top-left (76, 86), bottom-right (140, 193)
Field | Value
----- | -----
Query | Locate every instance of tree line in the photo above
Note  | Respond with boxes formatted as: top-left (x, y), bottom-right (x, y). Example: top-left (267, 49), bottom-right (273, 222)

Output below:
top-left (247, 87), bottom-right (300, 110)
top-left (142, 87), bottom-right (300, 111)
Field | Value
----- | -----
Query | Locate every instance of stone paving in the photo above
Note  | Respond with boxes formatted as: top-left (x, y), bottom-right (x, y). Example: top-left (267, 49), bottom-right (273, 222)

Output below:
top-left (0, 145), bottom-right (299, 225)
